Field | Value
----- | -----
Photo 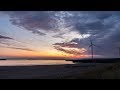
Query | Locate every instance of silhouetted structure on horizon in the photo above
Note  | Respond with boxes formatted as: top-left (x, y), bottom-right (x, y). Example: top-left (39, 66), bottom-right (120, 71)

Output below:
top-left (88, 38), bottom-right (101, 59)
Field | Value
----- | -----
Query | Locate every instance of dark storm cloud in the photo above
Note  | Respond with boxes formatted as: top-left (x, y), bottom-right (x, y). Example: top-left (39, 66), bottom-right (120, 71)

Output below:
top-left (6, 11), bottom-right (120, 34)
top-left (66, 11), bottom-right (120, 57)
top-left (5, 11), bottom-right (58, 35)
top-left (75, 21), bottom-right (113, 35)
top-left (51, 11), bottom-right (120, 57)
top-left (6, 11), bottom-right (117, 35)
top-left (9, 11), bottom-right (55, 29)
top-left (0, 35), bottom-right (13, 40)
top-left (62, 11), bottom-right (118, 35)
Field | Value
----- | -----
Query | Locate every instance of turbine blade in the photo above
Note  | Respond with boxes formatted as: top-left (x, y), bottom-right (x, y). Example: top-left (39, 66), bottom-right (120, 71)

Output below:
top-left (88, 45), bottom-right (92, 48)
top-left (93, 44), bottom-right (101, 48)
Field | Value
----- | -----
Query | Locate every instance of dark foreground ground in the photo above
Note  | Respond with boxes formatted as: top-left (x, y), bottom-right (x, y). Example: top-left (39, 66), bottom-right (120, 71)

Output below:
top-left (72, 62), bottom-right (120, 79)
top-left (0, 62), bottom-right (118, 79)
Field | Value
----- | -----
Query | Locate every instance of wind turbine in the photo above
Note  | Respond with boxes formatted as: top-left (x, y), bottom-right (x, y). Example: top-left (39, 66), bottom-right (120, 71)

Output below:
top-left (80, 34), bottom-right (97, 59)
top-left (88, 37), bottom-right (101, 59)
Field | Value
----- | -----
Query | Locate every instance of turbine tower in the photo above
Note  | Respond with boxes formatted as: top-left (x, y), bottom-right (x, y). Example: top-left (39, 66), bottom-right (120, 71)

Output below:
top-left (89, 39), bottom-right (94, 59)
top-left (88, 38), bottom-right (101, 59)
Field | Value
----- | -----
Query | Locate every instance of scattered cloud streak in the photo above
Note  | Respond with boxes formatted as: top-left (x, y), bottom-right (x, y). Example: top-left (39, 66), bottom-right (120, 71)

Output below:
top-left (53, 41), bottom-right (87, 55)
top-left (53, 42), bottom-right (80, 48)
top-left (8, 47), bottom-right (36, 51)
top-left (0, 34), bottom-right (36, 52)
top-left (0, 35), bottom-right (13, 40)
top-left (0, 45), bottom-right (36, 52)
top-left (54, 46), bottom-right (86, 55)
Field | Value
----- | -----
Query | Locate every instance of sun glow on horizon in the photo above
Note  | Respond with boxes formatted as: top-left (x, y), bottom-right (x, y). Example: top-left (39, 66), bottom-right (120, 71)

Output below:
top-left (0, 46), bottom-right (89, 59)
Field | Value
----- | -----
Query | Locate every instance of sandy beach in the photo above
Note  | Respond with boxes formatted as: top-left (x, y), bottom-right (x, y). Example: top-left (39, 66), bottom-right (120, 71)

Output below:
top-left (0, 63), bottom-right (114, 79)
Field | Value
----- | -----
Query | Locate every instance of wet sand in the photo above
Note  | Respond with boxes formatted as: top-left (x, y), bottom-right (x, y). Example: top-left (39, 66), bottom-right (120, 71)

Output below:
top-left (0, 63), bottom-right (114, 79)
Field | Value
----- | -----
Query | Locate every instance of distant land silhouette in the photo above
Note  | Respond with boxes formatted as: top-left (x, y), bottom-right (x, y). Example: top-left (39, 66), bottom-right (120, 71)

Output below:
top-left (0, 59), bottom-right (7, 60)
top-left (66, 58), bottom-right (120, 63)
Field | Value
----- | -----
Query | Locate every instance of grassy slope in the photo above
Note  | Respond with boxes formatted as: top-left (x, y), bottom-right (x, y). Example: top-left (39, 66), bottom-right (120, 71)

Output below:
top-left (63, 63), bottom-right (120, 79)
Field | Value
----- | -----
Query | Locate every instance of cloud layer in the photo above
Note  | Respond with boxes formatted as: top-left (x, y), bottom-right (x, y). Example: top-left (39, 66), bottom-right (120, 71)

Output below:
top-left (4, 11), bottom-right (120, 57)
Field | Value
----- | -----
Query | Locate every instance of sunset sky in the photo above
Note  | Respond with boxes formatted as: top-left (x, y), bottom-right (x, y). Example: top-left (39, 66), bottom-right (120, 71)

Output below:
top-left (0, 11), bottom-right (120, 59)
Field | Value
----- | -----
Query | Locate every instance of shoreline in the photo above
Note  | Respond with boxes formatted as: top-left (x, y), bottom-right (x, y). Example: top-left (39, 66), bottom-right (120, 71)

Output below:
top-left (0, 63), bottom-right (114, 79)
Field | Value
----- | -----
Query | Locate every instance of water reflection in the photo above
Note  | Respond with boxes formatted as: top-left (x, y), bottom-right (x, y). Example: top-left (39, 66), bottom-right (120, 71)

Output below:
top-left (0, 60), bottom-right (73, 66)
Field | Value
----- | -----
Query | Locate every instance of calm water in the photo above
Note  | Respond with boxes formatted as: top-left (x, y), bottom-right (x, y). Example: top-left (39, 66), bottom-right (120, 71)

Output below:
top-left (0, 60), bottom-right (74, 66)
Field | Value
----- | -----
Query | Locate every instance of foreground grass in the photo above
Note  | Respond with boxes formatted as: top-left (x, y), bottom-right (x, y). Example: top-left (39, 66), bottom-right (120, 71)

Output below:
top-left (63, 63), bottom-right (120, 79)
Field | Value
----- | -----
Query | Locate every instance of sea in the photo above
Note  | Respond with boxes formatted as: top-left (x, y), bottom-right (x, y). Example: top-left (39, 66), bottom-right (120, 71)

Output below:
top-left (0, 60), bottom-right (74, 66)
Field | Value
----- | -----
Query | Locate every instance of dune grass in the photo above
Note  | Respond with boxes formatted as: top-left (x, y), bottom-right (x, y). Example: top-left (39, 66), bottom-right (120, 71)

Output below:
top-left (62, 63), bottom-right (120, 79)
